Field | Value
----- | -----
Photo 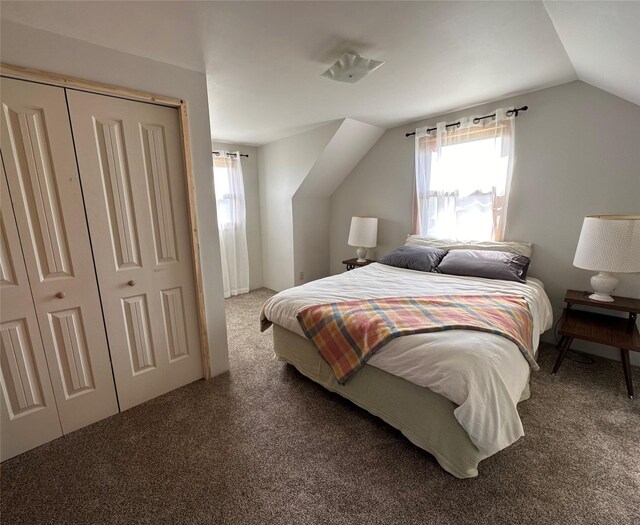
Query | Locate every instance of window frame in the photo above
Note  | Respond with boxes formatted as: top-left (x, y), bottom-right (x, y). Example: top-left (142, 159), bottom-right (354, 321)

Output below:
top-left (415, 123), bottom-right (510, 241)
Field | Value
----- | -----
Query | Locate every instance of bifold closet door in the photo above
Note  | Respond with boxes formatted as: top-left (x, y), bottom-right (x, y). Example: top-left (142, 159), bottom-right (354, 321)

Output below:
top-left (0, 163), bottom-right (63, 461)
top-left (67, 90), bottom-right (202, 410)
top-left (0, 78), bottom-right (118, 435)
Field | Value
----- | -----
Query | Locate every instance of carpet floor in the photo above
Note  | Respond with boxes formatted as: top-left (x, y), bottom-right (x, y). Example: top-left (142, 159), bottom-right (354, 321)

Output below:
top-left (1, 288), bottom-right (639, 525)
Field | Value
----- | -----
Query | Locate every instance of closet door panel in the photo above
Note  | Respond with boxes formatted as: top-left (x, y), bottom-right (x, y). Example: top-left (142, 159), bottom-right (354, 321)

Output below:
top-left (67, 90), bottom-right (202, 410)
top-left (0, 161), bottom-right (63, 461)
top-left (1, 78), bottom-right (118, 432)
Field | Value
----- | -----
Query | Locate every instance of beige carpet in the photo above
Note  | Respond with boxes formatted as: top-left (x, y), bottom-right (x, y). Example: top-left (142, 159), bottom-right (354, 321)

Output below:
top-left (1, 288), bottom-right (639, 525)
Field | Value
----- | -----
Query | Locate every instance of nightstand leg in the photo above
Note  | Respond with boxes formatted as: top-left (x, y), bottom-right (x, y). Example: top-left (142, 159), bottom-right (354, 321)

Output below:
top-left (620, 349), bottom-right (634, 399)
top-left (556, 336), bottom-right (567, 351)
top-left (552, 337), bottom-right (573, 375)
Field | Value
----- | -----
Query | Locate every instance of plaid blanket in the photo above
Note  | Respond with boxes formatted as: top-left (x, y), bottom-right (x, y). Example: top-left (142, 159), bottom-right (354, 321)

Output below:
top-left (297, 295), bottom-right (536, 384)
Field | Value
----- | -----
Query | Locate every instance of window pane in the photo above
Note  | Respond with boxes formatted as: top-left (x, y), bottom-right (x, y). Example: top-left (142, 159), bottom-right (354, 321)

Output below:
top-left (213, 163), bottom-right (233, 227)
top-left (429, 138), bottom-right (507, 197)
top-left (421, 136), bottom-right (508, 241)
top-left (213, 166), bottom-right (231, 198)
top-left (216, 197), bottom-right (232, 228)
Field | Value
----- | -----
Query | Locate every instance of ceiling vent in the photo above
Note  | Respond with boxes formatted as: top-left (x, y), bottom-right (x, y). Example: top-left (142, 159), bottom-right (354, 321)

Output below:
top-left (321, 51), bottom-right (385, 83)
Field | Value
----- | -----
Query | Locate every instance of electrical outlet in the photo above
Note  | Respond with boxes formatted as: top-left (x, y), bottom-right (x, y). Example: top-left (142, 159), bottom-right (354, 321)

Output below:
top-left (299, 271), bottom-right (304, 281)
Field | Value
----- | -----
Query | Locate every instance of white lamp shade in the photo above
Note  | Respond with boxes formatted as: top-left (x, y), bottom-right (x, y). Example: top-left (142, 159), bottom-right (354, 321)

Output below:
top-left (348, 217), bottom-right (378, 248)
top-left (573, 215), bottom-right (640, 273)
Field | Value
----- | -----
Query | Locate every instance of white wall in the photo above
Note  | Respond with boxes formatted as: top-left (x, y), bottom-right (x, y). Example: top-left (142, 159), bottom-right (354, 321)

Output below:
top-left (292, 119), bottom-right (385, 286)
top-left (211, 142), bottom-right (263, 290)
top-left (331, 81), bottom-right (640, 364)
top-left (259, 119), bottom-right (384, 291)
top-left (258, 121), bottom-right (342, 291)
top-left (1, 20), bottom-right (230, 375)
top-left (292, 197), bottom-right (331, 284)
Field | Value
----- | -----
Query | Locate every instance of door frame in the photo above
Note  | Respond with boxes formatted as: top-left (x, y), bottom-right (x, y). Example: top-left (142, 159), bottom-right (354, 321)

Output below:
top-left (0, 63), bottom-right (212, 379)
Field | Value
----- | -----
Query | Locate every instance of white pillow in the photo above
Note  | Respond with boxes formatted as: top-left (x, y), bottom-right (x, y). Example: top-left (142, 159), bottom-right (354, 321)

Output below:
top-left (405, 235), bottom-right (533, 258)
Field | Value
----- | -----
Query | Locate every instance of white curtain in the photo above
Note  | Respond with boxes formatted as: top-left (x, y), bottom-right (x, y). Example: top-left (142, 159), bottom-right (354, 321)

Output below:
top-left (213, 151), bottom-right (249, 298)
top-left (414, 108), bottom-right (515, 241)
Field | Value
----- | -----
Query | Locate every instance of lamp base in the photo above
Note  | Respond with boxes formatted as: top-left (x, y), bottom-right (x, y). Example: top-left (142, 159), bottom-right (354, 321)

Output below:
top-left (356, 246), bottom-right (367, 262)
top-left (589, 271), bottom-right (618, 302)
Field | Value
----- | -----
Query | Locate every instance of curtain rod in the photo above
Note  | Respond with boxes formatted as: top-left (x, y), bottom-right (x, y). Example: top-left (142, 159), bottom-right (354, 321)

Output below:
top-left (212, 151), bottom-right (249, 158)
top-left (405, 105), bottom-right (528, 138)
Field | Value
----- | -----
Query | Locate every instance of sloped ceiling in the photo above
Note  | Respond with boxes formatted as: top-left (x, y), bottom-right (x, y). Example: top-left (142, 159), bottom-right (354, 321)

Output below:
top-left (543, 1), bottom-right (640, 106)
top-left (295, 120), bottom-right (385, 199)
top-left (1, 1), bottom-right (637, 145)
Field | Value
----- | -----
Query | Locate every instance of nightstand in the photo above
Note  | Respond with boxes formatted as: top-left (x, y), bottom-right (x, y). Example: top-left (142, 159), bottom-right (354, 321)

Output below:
top-left (342, 258), bottom-right (375, 271)
top-left (553, 290), bottom-right (640, 399)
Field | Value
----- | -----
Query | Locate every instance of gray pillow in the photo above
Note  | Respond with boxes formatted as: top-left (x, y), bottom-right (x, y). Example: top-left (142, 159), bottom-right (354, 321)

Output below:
top-left (379, 246), bottom-right (448, 272)
top-left (436, 249), bottom-right (530, 283)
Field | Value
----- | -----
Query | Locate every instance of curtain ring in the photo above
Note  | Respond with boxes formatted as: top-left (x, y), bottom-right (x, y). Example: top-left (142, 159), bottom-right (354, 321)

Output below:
top-left (473, 117), bottom-right (481, 124)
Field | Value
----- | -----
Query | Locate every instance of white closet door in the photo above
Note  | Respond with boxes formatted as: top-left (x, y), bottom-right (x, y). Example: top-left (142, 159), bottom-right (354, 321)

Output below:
top-left (0, 163), bottom-right (63, 461)
top-left (0, 78), bottom-right (118, 432)
top-left (67, 90), bottom-right (202, 410)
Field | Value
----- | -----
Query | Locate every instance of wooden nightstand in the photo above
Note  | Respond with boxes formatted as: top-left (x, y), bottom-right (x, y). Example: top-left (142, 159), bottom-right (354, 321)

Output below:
top-left (342, 258), bottom-right (375, 271)
top-left (553, 290), bottom-right (640, 399)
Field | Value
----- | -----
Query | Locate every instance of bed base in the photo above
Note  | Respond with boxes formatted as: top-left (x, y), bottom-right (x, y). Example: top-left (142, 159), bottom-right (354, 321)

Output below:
top-left (273, 324), bottom-right (495, 478)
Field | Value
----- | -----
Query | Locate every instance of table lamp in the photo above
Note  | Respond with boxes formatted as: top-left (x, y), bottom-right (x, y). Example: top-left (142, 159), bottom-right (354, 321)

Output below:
top-left (348, 217), bottom-right (378, 262)
top-left (573, 215), bottom-right (640, 302)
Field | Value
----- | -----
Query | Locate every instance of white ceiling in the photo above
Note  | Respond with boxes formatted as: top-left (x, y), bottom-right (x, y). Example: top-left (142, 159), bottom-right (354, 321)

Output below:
top-left (1, 1), bottom-right (638, 146)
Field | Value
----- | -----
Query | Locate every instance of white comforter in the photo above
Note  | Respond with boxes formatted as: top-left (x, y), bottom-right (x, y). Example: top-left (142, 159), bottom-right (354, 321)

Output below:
top-left (261, 263), bottom-right (553, 456)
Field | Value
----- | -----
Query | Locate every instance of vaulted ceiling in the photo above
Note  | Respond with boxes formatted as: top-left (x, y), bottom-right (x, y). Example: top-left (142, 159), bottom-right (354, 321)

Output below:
top-left (2, 1), bottom-right (638, 145)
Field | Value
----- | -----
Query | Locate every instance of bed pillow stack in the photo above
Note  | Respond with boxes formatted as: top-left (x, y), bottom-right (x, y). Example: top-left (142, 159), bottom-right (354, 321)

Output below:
top-left (378, 235), bottom-right (532, 283)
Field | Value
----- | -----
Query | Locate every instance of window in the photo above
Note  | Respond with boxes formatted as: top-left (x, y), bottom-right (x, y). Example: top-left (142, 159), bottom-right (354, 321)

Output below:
top-left (212, 152), bottom-right (249, 297)
top-left (213, 158), bottom-right (234, 230)
top-left (414, 112), bottom-right (515, 241)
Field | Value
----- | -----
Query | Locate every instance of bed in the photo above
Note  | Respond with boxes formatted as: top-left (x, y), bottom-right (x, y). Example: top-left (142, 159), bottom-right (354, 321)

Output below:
top-left (260, 260), bottom-right (553, 478)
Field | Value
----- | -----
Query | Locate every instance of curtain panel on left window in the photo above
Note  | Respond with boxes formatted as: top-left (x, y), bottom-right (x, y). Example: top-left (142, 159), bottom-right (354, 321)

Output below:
top-left (213, 152), bottom-right (250, 298)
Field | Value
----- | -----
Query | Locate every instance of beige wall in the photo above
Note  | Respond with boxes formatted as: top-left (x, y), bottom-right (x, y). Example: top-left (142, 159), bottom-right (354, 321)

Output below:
top-left (331, 81), bottom-right (640, 364)
top-left (1, 20), bottom-right (230, 375)
top-left (211, 142), bottom-right (263, 290)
